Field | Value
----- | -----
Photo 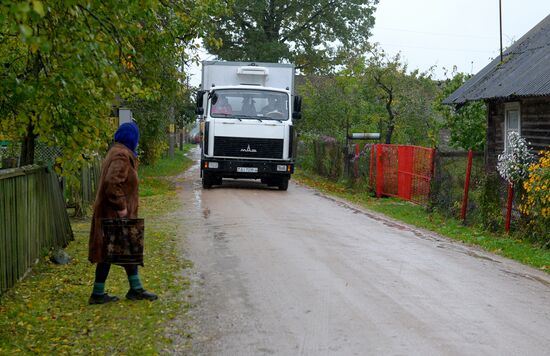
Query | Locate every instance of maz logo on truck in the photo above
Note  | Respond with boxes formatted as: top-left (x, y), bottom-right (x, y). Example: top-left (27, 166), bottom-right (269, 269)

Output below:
top-left (240, 145), bottom-right (257, 153)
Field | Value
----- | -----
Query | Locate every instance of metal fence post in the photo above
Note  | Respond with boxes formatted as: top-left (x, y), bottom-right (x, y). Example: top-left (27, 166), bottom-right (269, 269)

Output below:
top-left (376, 144), bottom-right (383, 198)
top-left (369, 145), bottom-right (375, 191)
top-left (354, 143), bottom-right (359, 179)
top-left (460, 149), bottom-right (474, 222)
top-left (505, 182), bottom-right (514, 232)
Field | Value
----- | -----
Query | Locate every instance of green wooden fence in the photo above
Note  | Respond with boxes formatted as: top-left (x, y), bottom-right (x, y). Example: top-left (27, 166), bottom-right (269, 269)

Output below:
top-left (0, 166), bottom-right (74, 296)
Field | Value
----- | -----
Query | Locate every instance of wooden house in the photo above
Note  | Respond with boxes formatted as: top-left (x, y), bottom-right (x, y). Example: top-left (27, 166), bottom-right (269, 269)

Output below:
top-left (443, 14), bottom-right (550, 167)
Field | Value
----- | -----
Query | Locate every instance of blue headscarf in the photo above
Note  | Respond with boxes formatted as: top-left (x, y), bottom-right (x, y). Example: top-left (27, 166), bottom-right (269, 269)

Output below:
top-left (114, 122), bottom-right (139, 156)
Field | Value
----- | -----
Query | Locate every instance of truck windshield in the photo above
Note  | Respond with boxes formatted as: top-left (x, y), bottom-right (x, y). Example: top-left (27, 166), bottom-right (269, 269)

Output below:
top-left (210, 89), bottom-right (289, 121)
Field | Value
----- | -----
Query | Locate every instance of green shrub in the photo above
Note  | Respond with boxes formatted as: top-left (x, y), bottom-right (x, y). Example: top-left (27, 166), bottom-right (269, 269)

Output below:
top-left (475, 173), bottom-right (504, 232)
top-left (519, 150), bottom-right (550, 246)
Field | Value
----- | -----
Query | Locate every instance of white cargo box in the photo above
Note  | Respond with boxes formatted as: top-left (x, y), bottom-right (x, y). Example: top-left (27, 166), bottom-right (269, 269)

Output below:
top-left (201, 61), bottom-right (295, 94)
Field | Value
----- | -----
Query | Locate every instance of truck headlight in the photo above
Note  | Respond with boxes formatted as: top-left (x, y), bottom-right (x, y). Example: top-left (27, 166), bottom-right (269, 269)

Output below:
top-left (209, 162), bottom-right (219, 169)
top-left (277, 165), bottom-right (287, 172)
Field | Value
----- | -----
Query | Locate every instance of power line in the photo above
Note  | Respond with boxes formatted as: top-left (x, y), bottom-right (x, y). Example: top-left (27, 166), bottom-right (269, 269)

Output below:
top-left (379, 42), bottom-right (499, 53)
top-left (374, 26), bottom-right (495, 40)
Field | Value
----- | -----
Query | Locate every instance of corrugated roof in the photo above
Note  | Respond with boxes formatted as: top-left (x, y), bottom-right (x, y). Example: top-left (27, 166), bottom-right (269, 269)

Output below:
top-left (443, 14), bottom-right (550, 104)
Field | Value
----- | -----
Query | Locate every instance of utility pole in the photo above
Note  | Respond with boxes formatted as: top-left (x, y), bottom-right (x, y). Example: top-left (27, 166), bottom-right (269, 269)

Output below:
top-left (499, 0), bottom-right (503, 62)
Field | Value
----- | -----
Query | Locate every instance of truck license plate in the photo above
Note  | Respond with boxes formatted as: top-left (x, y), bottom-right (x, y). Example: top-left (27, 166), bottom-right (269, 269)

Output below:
top-left (237, 167), bottom-right (258, 173)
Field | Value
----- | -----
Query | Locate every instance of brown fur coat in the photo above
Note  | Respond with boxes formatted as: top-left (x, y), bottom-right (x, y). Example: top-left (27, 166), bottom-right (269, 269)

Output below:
top-left (88, 143), bottom-right (139, 263)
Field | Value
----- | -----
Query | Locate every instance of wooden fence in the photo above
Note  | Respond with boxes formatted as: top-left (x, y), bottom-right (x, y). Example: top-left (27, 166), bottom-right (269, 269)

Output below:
top-left (65, 157), bottom-right (101, 213)
top-left (81, 157), bottom-right (101, 206)
top-left (0, 166), bottom-right (73, 295)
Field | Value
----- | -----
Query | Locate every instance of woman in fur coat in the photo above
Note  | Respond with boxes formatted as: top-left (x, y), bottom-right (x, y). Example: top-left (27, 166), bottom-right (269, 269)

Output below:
top-left (88, 122), bottom-right (157, 304)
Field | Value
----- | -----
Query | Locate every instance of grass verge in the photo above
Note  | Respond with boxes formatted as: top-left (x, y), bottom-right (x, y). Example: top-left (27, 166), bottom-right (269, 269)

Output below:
top-left (294, 170), bottom-right (550, 273)
top-left (0, 145), bottom-right (195, 354)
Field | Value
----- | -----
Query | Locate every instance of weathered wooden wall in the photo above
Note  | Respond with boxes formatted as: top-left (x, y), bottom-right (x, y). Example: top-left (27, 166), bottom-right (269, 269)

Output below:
top-left (521, 98), bottom-right (550, 151)
top-left (0, 166), bottom-right (73, 295)
top-left (486, 97), bottom-right (550, 168)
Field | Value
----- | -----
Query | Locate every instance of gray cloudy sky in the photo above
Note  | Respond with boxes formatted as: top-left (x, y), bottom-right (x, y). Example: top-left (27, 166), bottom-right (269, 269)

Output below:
top-left (371, 0), bottom-right (550, 78)
top-left (187, 1), bottom-right (550, 85)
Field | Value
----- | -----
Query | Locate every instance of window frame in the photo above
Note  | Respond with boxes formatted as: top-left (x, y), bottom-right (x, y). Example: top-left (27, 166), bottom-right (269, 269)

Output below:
top-left (504, 102), bottom-right (521, 152)
top-left (208, 88), bottom-right (290, 121)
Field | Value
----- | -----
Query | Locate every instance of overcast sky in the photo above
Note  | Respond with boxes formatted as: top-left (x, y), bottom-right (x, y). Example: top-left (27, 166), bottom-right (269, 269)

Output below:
top-left (372, 0), bottom-right (550, 78)
top-left (187, 1), bottom-right (550, 86)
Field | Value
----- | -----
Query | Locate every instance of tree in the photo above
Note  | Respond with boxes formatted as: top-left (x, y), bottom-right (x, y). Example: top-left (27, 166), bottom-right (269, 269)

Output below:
top-left (361, 48), bottom-right (439, 145)
top-left (122, 0), bottom-right (227, 164)
top-left (297, 70), bottom-right (379, 141)
top-left (174, 84), bottom-right (198, 130)
top-left (434, 71), bottom-right (487, 151)
top-left (0, 1), bottom-right (224, 173)
top-left (298, 51), bottom-right (439, 147)
top-left (204, 0), bottom-right (378, 72)
top-left (123, 2), bottom-right (202, 164)
top-left (365, 53), bottom-right (401, 144)
top-left (0, 1), bottom-right (130, 170)
top-left (299, 76), bottom-right (353, 139)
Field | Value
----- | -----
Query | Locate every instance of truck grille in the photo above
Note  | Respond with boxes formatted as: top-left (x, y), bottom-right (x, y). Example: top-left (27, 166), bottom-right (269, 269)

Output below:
top-left (213, 136), bottom-right (283, 159)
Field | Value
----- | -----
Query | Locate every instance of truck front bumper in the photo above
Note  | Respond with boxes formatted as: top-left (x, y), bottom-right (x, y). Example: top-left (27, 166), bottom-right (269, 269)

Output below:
top-left (201, 158), bottom-right (294, 178)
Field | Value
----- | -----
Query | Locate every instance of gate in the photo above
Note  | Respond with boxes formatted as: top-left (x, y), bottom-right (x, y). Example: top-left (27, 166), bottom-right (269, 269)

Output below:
top-left (375, 144), bottom-right (435, 205)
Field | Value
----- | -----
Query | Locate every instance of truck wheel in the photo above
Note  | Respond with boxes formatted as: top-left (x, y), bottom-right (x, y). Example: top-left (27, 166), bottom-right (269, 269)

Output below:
top-left (278, 177), bottom-right (289, 191)
top-left (202, 173), bottom-right (212, 189)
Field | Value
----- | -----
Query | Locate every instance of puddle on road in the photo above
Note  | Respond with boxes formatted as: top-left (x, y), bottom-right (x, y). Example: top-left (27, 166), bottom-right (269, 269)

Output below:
top-left (194, 189), bottom-right (202, 208)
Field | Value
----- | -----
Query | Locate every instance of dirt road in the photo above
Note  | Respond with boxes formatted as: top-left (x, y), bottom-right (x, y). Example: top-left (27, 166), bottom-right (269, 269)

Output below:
top-left (175, 149), bottom-right (550, 355)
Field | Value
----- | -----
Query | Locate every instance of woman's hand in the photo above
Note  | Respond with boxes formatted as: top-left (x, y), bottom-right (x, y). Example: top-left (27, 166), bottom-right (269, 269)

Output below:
top-left (117, 208), bottom-right (128, 218)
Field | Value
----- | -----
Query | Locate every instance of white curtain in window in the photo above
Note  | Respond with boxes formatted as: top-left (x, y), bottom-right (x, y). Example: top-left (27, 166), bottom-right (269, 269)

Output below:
top-left (504, 103), bottom-right (520, 152)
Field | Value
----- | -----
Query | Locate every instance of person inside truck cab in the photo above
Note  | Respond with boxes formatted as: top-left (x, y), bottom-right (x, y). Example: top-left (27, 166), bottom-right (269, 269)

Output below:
top-left (261, 96), bottom-right (281, 115)
top-left (212, 95), bottom-right (232, 115)
top-left (241, 96), bottom-right (257, 116)
top-left (261, 95), bottom-right (288, 118)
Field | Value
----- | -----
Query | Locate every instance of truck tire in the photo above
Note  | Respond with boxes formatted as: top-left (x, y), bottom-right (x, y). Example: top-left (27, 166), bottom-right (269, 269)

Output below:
top-left (278, 177), bottom-right (289, 191)
top-left (202, 172), bottom-right (212, 189)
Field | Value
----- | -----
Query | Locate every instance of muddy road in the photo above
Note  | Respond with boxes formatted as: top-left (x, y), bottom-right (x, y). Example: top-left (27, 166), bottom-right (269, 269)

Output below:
top-left (175, 149), bottom-right (550, 355)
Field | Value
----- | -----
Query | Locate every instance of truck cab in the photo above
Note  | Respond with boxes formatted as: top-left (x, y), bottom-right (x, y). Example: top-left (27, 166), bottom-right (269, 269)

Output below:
top-left (196, 61), bottom-right (301, 190)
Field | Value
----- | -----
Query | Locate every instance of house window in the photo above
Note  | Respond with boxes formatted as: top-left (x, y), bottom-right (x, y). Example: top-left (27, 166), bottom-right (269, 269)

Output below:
top-left (504, 102), bottom-right (521, 152)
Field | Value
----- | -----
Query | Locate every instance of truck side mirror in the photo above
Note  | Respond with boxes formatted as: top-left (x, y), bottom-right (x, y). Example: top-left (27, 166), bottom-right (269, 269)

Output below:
top-left (292, 95), bottom-right (302, 120)
top-left (195, 90), bottom-right (205, 115)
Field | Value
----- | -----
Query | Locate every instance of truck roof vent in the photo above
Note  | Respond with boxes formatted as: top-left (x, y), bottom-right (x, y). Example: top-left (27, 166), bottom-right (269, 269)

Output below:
top-left (237, 66), bottom-right (269, 86)
top-left (237, 66), bottom-right (268, 76)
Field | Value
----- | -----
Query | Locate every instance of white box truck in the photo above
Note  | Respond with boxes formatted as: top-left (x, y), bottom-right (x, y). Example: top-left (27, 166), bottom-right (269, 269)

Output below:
top-left (196, 61), bottom-right (302, 190)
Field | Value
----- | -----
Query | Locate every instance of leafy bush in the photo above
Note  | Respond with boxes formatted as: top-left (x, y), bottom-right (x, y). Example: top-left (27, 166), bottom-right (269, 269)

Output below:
top-left (315, 138), bottom-right (344, 179)
top-left (433, 72), bottom-right (487, 151)
top-left (519, 150), bottom-right (550, 245)
top-left (296, 133), bottom-right (318, 172)
top-left (475, 173), bottom-right (504, 232)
